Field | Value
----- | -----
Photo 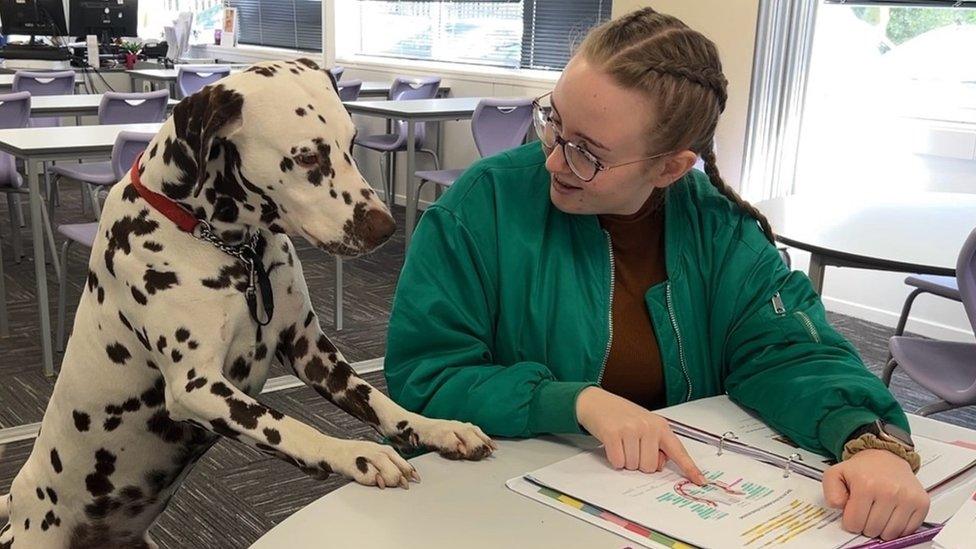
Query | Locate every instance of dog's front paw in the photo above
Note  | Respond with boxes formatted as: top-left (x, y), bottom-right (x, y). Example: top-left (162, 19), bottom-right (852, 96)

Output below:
top-left (334, 440), bottom-right (419, 490)
top-left (400, 418), bottom-right (497, 461)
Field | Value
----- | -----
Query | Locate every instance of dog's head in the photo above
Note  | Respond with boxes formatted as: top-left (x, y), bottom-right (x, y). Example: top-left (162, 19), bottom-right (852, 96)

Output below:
top-left (161, 58), bottom-right (394, 257)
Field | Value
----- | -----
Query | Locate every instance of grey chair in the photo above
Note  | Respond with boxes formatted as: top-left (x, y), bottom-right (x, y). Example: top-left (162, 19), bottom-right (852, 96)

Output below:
top-left (177, 65), bottom-right (231, 98)
top-left (883, 227), bottom-right (976, 416)
top-left (337, 79), bottom-right (363, 102)
top-left (893, 274), bottom-right (960, 337)
top-left (56, 131), bottom-right (155, 354)
top-left (12, 70), bottom-right (75, 127)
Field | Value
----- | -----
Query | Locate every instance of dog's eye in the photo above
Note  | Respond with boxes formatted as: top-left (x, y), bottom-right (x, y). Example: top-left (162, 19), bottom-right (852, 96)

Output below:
top-left (295, 153), bottom-right (319, 168)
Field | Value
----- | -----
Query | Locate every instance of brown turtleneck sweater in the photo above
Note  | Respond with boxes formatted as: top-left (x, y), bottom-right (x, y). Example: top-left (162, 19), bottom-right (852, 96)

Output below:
top-left (597, 191), bottom-right (667, 410)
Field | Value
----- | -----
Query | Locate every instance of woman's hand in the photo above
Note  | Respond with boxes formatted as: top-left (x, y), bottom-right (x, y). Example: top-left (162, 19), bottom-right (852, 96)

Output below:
top-left (575, 387), bottom-right (706, 484)
top-left (822, 449), bottom-right (930, 541)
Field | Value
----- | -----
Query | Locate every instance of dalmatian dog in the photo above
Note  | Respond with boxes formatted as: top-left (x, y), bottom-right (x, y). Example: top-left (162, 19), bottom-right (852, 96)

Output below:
top-left (0, 59), bottom-right (495, 549)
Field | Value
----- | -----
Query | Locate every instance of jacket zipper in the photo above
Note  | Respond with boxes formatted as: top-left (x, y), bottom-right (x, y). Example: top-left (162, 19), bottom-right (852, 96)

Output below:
top-left (597, 230), bottom-right (615, 384)
top-left (772, 292), bottom-right (821, 343)
top-left (665, 282), bottom-right (693, 402)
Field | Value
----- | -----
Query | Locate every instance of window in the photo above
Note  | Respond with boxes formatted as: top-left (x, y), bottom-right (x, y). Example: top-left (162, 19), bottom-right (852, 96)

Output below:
top-left (793, 1), bottom-right (976, 195)
top-left (336, 0), bottom-right (610, 70)
top-left (225, 0), bottom-right (322, 51)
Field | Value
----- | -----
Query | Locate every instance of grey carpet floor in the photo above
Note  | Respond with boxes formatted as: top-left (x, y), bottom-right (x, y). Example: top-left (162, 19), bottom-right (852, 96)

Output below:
top-left (0, 188), bottom-right (973, 548)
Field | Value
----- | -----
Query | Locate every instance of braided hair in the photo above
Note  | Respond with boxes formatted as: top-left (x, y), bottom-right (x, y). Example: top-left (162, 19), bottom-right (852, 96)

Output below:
top-left (579, 8), bottom-right (775, 243)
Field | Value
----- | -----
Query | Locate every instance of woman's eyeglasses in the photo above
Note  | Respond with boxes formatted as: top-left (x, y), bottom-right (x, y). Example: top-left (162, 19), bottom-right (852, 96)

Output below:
top-left (532, 92), bottom-right (672, 183)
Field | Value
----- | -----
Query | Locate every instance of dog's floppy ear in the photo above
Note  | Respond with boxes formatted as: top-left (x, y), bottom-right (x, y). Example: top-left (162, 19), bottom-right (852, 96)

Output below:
top-left (172, 83), bottom-right (244, 196)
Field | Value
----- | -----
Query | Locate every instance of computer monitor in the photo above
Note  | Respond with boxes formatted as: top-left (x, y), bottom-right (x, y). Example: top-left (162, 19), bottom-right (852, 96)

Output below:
top-left (0, 0), bottom-right (69, 37)
top-left (69, 0), bottom-right (138, 43)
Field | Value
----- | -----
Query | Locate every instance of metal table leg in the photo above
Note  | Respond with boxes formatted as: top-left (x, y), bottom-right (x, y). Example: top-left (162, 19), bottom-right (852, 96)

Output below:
top-left (27, 157), bottom-right (55, 376)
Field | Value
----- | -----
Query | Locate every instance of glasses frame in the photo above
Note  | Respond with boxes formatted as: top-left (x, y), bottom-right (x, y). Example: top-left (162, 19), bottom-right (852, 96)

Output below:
top-left (532, 92), bottom-right (672, 183)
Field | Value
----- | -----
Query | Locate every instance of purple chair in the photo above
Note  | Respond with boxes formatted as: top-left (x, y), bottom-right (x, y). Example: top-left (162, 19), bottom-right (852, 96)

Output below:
top-left (177, 65), bottom-right (232, 98)
top-left (883, 227), bottom-right (976, 416)
top-left (411, 98), bottom-right (533, 234)
top-left (56, 131), bottom-right (156, 353)
top-left (337, 79), bottom-right (363, 102)
top-left (48, 91), bottom-right (169, 220)
top-left (355, 76), bottom-right (442, 207)
top-left (893, 274), bottom-right (960, 337)
top-left (12, 70), bottom-right (76, 128)
top-left (330, 66), bottom-right (345, 82)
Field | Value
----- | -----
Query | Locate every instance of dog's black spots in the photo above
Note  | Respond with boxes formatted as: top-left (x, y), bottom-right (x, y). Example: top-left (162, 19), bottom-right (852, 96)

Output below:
top-left (97, 286), bottom-right (105, 304)
top-left (263, 428), bottom-right (282, 445)
top-left (213, 196), bottom-right (240, 223)
top-left (279, 157), bottom-right (294, 172)
top-left (188, 340), bottom-right (199, 350)
top-left (295, 107), bottom-right (307, 116)
top-left (317, 334), bottom-right (338, 355)
top-left (51, 448), bottom-right (63, 473)
top-left (149, 142), bottom-right (159, 158)
top-left (303, 310), bottom-right (315, 328)
top-left (290, 68), bottom-right (301, 75)
top-left (292, 336), bottom-right (310, 360)
top-left (119, 486), bottom-right (143, 502)
top-left (254, 342), bottom-right (268, 361)
top-left (306, 167), bottom-right (324, 186)
top-left (84, 495), bottom-right (121, 520)
top-left (36, 486), bottom-right (45, 500)
top-left (156, 335), bottom-right (167, 353)
top-left (229, 357), bottom-right (251, 380)
top-left (329, 189), bottom-right (338, 199)
top-left (185, 376), bottom-right (207, 392)
top-left (187, 369), bottom-right (196, 380)
top-left (171, 349), bottom-right (183, 363)
top-left (122, 397), bottom-right (141, 412)
top-left (326, 359), bottom-right (355, 394)
top-left (86, 270), bottom-right (99, 292)
top-left (46, 487), bottom-right (58, 505)
top-left (276, 324), bottom-right (297, 361)
top-left (209, 418), bottom-right (238, 439)
top-left (175, 327), bottom-right (191, 342)
top-left (143, 240), bottom-right (164, 252)
top-left (261, 199), bottom-right (281, 225)
top-left (144, 269), bottom-right (179, 295)
top-left (117, 311), bottom-right (133, 332)
top-left (397, 420), bottom-right (409, 430)
top-left (85, 449), bottom-right (117, 497)
top-left (105, 404), bottom-right (124, 415)
top-left (104, 209), bottom-right (159, 277)
top-left (73, 410), bottom-right (91, 432)
top-left (141, 378), bottom-right (166, 407)
top-left (361, 189), bottom-right (374, 201)
top-left (131, 286), bottom-right (148, 305)
top-left (106, 342), bottom-right (131, 365)
top-left (226, 397), bottom-right (268, 430)
top-left (147, 410), bottom-right (186, 444)
top-left (134, 326), bottom-right (152, 352)
top-left (304, 356), bottom-right (328, 385)
top-left (147, 359), bottom-right (159, 370)
top-left (339, 383), bottom-right (381, 426)
top-left (121, 183), bottom-right (141, 202)
top-left (315, 114), bottom-right (326, 124)
top-left (248, 65), bottom-right (276, 77)
top-left (103, 416), bottom-right (122, 431)
top-left (210, 382), bottom-right (234, 398)
top-left (202, 260), bottom-right (249, 292)
top-left (355, 456), bottom-right (369, 474)
top-left (269, 408), bottom-right (284, 420)
top-left (342, 191), bottom-right (353, 205)
top-left (343, 152), bottom-right (352, 165)
top-left (24, 518), bottom-right (29, 530)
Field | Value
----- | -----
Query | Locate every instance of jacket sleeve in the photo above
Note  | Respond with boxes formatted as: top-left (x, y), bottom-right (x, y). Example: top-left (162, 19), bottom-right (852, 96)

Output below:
top-left (719, 216), bottom-right (910, 461)
top-left (384, 205), bottom-right (594, 437)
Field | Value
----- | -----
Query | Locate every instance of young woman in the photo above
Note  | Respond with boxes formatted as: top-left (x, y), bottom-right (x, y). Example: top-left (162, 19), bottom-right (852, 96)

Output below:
top-left (385, 8), bottom-right (928, 541)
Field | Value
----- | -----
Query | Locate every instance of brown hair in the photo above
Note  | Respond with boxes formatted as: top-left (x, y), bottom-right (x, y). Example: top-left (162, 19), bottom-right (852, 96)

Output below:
top-left (578, 8), bottom-right (774, 243)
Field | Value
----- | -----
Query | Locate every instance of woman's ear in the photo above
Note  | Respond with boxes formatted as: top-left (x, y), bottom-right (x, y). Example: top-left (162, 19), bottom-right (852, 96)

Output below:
top-left (655, 150), bottom-right (699, 187)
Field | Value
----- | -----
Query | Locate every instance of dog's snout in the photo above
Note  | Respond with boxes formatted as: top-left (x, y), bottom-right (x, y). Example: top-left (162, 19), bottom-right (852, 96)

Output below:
top-left (363, 209), bottom-right (396, 248)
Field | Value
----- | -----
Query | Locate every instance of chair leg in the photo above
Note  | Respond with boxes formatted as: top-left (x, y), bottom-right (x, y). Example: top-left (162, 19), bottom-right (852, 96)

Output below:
top-left (57, 240), bottom-right (71, 353)
top-left (894, 288), bottom-right (925, 337)
top-left (881, 357), bottom-right (898, 387)
top-left (80, 179), bottom-right (89, 217)
top-left (407, 179), bottom-right (430, 238)
top-left (8, 194), bottom-right (24, 262)
top-left (388, 151), bottom-right (398, 208)
top-left (87, 184), bottom-right (103, 220)
top-left (419, 148), bottom-right (440, 170)
top-left (39, 197), bottom-right (61, 280)
top-left (0, 229), bottom-right (8, 338)
top-left (916, 400), bottom-right (957, 417)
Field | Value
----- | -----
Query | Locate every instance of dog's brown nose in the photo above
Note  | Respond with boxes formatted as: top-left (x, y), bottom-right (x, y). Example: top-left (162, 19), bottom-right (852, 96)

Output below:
top-left (362, 208), bottom-right (396, 248)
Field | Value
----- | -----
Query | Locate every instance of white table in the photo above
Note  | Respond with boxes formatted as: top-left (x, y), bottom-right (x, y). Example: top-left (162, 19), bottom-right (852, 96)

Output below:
top-left (0, 123), bottom-right (164, 376)
top-left (252, 415), bottom-right (975, 549)
top-left (26, 94), bottom-right (178, 119)
top-left (344, 96), bottom-right (505, 249)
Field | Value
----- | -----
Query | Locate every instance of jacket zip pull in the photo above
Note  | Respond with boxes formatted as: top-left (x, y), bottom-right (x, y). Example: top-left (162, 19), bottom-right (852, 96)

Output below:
top-left (771, 292), bottom-right (786, 315)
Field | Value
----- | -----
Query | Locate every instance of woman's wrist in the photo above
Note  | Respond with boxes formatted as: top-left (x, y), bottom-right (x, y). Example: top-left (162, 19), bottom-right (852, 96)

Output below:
top-left (842, 433), bottom-right (922, 472)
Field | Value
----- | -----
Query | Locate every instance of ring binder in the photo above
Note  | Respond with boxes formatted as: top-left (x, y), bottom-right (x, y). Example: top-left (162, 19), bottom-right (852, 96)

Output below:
top-left (783, 452), bottom-right (802, 478)
top-left (717, 430), bottom-right (738, 456)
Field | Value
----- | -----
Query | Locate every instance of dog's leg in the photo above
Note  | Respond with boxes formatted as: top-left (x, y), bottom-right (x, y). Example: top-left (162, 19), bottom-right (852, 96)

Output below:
top-left (278, 307), bottom-right (496, 462)
top-left (163, 365), bottom-right (419, 489)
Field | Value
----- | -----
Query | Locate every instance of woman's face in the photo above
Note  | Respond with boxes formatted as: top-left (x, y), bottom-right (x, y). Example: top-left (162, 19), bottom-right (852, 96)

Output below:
top-left (544, 56), bottom-right (695, 216)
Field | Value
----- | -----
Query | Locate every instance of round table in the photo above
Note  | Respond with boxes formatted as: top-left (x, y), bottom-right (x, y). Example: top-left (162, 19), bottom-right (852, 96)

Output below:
top-left (250, 414), bottom-right (975, 548)
top-left (755, 192), bottom-right (976, 293)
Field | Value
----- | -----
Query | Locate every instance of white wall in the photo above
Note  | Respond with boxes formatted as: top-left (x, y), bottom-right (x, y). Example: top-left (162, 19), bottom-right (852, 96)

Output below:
top-left (612, 1), bottom-right (761, 191)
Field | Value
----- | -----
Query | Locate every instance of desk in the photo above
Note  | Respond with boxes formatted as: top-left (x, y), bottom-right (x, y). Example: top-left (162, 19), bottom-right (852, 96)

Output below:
top-left (253, 414), bottom-right (973, 548)
top-left (26, 94), bottom-right (178, 119)
top-left (344, 96), bottom-right (499, 248)
top-left (0, 123), bottom-right (164, 376)
top-left (756, 193), bottom-right (976, 293)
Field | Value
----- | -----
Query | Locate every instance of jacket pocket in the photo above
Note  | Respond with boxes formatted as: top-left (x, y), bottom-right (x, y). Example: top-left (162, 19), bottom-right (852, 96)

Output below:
top-left (769, 292), bottom-right (822, 344)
